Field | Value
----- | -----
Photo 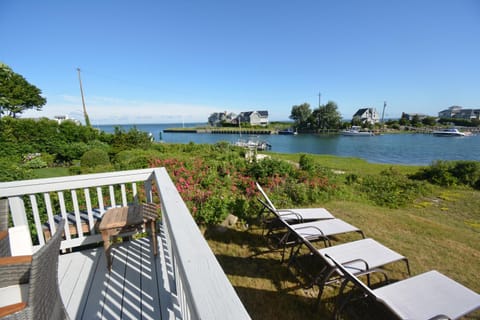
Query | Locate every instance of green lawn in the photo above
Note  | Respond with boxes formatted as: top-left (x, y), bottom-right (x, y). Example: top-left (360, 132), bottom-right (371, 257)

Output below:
top-left (33, 167), bottom-right (71, 178)
top-left (206, 176), bottom-right (480, 319)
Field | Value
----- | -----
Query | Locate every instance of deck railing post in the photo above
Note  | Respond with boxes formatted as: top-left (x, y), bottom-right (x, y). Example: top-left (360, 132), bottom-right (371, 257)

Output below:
top-left (8, 196), bottom-right (28, 227)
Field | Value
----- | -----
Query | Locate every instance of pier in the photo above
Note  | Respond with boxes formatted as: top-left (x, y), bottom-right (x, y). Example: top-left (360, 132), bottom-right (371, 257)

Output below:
top-left (164, 127), bottom-right (274, 134)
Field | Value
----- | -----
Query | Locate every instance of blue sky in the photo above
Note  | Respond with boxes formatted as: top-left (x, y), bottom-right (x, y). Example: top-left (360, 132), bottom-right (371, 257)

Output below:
top-left (1, 0), bottom-right (479, 124)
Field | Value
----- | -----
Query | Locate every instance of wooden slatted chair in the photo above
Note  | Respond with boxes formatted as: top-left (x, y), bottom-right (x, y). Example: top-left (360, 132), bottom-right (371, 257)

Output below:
top-left (0, 220), bottom-right (69, 320)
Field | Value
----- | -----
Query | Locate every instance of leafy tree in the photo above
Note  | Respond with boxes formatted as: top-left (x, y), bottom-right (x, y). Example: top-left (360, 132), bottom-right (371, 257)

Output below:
top-left (399, 117), bottom-right (410, 126)
top-left (289, 103), bottom-right (312, 129)
top-left (351, 117), bottom-right (363, 126)
top-left (110, 127), bottom-right (153, 153)
top-left (422, 116), bottom-right (437, 126)
top-left (313, 101), bottom-right (342, 130)
top-left (0, 63), bottom-right (46, 118)
top-left (411, 114), bottom-right (421, 127)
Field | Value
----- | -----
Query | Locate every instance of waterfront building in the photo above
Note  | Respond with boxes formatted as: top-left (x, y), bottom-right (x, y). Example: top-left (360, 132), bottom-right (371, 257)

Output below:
top-left (352, 108), bottom-right (379, 125)
top-left (234, 110), bottom-right (269, 126)
top-left (208, 111), bottom-right (237, 126)
top-left (438, 106), bottom-right (480, 120)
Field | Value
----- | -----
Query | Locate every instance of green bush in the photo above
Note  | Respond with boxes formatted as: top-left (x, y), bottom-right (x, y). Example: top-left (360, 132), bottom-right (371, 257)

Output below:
top-left (80, 148), bottom-right (110, 168)
top-left (110, 127), bottom-right (152, 153)
top-left (39, 153), bottom-right (55, 167)
top-left (196, 195), bottom-right (231, 225)
top-left (246, 158), bottom-right (296, 182)
top-left (360, 168), bottom-right (427, 208)
top-left (23, 157), bottom-right (47, 169)
top-left (114, 149), bottom-right (163, 170)
top-left (0, 158), bottom-right (33, 181)
top-left (54, 142), bottom-right (90, 164)
top-left (411, 160), bottom-right (480, 189)
top-left (299, 154), bottom-right (315, 172)
top-left (449, 161), bottom-right (480, 187)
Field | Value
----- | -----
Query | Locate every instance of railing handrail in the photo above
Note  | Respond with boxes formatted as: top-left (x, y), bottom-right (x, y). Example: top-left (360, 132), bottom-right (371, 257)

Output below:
top-left (0, 168), bottom-right (154, 197)
top-left (155, 168), bottom-right (251, 319)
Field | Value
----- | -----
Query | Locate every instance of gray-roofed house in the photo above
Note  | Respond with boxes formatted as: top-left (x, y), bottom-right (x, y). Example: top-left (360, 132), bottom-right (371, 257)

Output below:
top-left (352, 108), bottom-right (379, 125)
top-left (236, 110), bottom-right (269, 126)
top-left (438, 106), bottom-right (480, 120)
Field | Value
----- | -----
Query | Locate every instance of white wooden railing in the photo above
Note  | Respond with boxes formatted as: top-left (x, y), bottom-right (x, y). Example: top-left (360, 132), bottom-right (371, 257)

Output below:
top-left (0, 167), bottom-right (250, 320)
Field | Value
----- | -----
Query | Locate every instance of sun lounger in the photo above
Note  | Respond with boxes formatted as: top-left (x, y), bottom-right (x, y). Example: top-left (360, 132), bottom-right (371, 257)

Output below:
top-left (325, 254), bottom-right (480, 319)
top-left (276, 216), bottom-right (365, 263)
top-left (315, 238), bottom-right (410, 300)
top-left (288, 219), bottom-right (365, 247)
top-left (256, 182), bottom-right (335, 223)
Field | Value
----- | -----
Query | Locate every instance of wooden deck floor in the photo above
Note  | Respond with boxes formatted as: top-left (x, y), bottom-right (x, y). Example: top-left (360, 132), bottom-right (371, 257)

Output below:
top-left (58, 225), bottom-right (182, 320)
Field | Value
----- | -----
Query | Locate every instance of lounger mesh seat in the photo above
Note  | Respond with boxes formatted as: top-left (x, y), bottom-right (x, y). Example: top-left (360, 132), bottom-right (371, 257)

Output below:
top-left (290, 219), bottom-right (365, 246)
top-left (318, 238), bottom-right (409, 275)
top-left (326, 254), bottom-right (480, 320)
top-left (256, 182), bottom-right (335, 223)
top-left (373, 271), bottom-right (480, 320)
top-left (315, 238), bottom-right (410, 300)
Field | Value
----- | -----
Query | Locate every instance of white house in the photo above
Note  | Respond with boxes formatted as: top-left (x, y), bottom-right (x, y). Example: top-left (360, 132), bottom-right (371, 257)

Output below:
top-left (235, 111), bottom-right (269, 126)
top-left (352, 108), bottom-right (379, 125)
top-left (438, 106), bottom-right (480, 120)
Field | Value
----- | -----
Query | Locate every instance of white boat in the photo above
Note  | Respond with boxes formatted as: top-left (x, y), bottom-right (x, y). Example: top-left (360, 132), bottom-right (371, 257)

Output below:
top-left (432, 128), bottom-right (466, 137)
top-left (341, 126), bottom-right (374, 136)
top-left (278, 128), bottom-right (298, 135)
top-left (234, 138), bottom-right (271, 150)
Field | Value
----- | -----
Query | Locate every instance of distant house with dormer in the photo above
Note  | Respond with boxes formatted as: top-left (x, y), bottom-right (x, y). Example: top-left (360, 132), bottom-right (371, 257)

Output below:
top-left (208, 111), bottom-right (237, 126)
top-left (439, 106), bottom-right (480, 120)
top-left (352, 108), bottom-right (379, 125)
top-left (234, 110), bottom-right (269, 126)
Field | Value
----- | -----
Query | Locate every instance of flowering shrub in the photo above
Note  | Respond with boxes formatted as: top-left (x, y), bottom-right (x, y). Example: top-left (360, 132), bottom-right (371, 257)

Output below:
top-left (149, 151), bottom-right (339, 225)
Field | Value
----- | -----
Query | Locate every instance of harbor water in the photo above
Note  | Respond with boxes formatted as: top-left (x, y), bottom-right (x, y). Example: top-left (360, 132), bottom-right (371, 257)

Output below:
top-left (95, 123), bottom-right (480, 166)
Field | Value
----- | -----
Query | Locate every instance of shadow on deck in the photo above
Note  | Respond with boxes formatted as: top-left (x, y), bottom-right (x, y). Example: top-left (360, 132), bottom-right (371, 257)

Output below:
top-left (58, 223), bottom-right (181, 320)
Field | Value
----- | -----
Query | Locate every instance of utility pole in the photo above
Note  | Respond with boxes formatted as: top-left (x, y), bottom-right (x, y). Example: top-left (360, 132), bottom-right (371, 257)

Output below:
top-left (381, 101), bottom-right (387, 127)
top-left (77, 68), bottom-right (91, 127)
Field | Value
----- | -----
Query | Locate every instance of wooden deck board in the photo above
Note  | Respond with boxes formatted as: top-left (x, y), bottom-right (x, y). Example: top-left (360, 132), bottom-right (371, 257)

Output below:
top-left (58, 225), bottom-right (179, 320)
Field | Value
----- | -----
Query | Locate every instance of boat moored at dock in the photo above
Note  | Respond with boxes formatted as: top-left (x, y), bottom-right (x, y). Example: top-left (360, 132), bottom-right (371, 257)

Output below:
top-left (341, 126), bottom-right (374, 136)
top-left (432, 128), bottom-right (466, 137)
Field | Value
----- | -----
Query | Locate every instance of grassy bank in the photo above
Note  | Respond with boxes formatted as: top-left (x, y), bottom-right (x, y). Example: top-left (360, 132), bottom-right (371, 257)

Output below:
top-left (206, 189), bottom-right (480, 319)
top-left (201, 152), bottom-right (479, 319)
top-left (31, 150), bottom-right (480, 319)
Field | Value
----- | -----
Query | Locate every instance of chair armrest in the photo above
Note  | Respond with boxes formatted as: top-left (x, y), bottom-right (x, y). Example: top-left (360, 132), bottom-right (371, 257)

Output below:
top-left (0, 302), bottom-right (27, 318)
top-left (0, 231), bottom-right (11, 257)
top-left (0, 255), bottom-right (32, 286)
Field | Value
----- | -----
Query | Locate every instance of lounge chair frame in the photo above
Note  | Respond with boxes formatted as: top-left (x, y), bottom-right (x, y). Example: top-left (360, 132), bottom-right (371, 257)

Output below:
top-left (325, 254), bottom-right (480, 320)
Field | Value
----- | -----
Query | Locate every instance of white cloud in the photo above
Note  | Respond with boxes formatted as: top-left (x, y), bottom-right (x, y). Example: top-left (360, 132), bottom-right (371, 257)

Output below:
top-left (20, 94), bottom-right (225, 124)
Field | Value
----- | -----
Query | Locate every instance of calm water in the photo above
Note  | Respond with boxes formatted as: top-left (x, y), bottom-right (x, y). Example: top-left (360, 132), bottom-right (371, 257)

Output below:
top-left (96, 123), bottom-right (480, 166)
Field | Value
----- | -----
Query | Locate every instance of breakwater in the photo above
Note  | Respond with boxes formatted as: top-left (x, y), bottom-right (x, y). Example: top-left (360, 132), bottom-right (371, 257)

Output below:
top-left (164, 128), bottom-right (274, 134)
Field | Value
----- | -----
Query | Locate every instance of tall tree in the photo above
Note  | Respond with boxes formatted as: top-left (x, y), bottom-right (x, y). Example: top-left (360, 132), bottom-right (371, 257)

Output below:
top-left (313, 101), bottom-right (342, 130)
top-left (0, 63), bottom-right (46, 118)
top-left (289, 103), bottom-right (312, 129)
